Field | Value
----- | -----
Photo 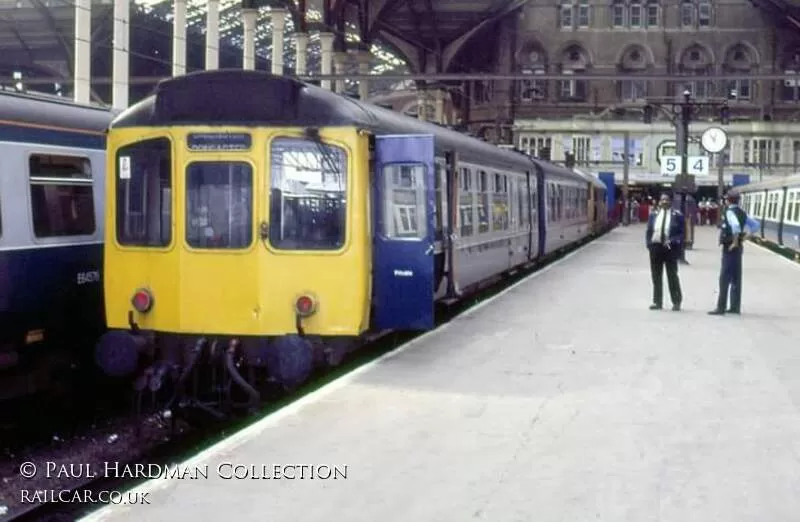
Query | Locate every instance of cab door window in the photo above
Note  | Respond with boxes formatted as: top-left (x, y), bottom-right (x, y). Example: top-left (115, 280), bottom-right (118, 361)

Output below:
top-left (116, 138), bottom-right (172, 247)
top-left (382, 163), bottom-right (427, 239)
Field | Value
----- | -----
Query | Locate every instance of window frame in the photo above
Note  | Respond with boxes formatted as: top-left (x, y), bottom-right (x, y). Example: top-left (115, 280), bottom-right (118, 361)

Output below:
top-left (680, 1), bottom-right (695, 26)
top-left (183, 160), bottom-right (256, 252)
top-left (28, 151), bottom-right (97, 241)
top-left (629, 0), bottom-right (643, 28)
top-left (576, 0), bottom-right (590, 27)
top-left (265, 135), bottom-right (351, 254)
top-left (611, 0), bottom-right (625, 27)
top-left (645, 1), bottom-right (659, 26)
top-left (114, 136), bottom-right (174, 250)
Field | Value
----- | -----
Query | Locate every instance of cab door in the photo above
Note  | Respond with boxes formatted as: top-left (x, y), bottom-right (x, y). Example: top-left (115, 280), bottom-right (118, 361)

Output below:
top-left (371, 134), bottom-right (435, 330)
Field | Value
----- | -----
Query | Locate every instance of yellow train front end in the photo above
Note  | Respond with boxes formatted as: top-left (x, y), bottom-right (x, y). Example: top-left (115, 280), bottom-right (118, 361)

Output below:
top-left (95, 124), bottom-right (372, 397)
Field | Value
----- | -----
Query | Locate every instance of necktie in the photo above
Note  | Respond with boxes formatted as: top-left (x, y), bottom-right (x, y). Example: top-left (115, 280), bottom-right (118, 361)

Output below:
top-left (660, 210), bottom-right (667, 244)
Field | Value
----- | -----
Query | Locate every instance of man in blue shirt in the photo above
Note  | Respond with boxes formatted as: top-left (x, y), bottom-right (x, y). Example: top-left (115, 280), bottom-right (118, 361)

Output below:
top-left (708, 193), bottom-right (759, 315)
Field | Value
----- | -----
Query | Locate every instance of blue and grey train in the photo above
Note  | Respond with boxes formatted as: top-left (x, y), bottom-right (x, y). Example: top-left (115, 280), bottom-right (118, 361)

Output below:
top-left (732, 174), bottom-right (800, 254)
top-left (0, 89), bottom-right (113, 401)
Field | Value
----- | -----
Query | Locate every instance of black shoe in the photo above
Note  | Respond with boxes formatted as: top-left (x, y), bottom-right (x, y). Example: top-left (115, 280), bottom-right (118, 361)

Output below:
top-left (649, 304), bottom-right (662, 310)
top-left (672, 304), bottom-right (681, 311)
top-left (726, 309), bottom-right (740, 314)
top-left (707, 309), bottom-right (725, 315)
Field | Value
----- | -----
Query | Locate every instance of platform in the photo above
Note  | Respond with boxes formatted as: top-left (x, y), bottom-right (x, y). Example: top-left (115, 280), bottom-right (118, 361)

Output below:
top-left (83, 225), bottom-right (800, 522)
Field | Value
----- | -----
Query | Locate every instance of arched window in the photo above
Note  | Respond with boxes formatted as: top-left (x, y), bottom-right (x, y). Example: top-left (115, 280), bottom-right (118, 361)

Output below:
top-left (723, 43), bottom-right (756, 101)
top-left (518, 46), bottom-right (548, 102)
top-left (678, 44), bottom-right (714, 99)
top-left (779, 48), bottom-right (800, 102)
top-left (617, 45), bottom-right (651, 101)
top-left (559, 45), bottom-right (590, 101)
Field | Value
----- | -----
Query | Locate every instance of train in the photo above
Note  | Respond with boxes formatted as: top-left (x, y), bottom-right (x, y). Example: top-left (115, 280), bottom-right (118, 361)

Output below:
top-left (732, 174), bottom-right (800, 255)
top-left (0, 89), bottom-right (113, 401)
top-left (92, 69), bottom-right (610, 414)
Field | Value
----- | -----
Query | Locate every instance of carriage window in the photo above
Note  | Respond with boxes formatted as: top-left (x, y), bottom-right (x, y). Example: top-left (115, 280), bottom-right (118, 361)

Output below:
top-left (459, 167), bottom-right (474, 237)
top-left (269, 137), bottom-right (347, 250)
top-left (116, 138), bottom-right (171, 246)
top-left (30, 154), bottom-right (95, 238)
top-left (478, 170), bottom-right (490, 233)
top-left (434, 162), bottom-right (444, 238)
top-left (185, 162), bottom-right (252, 249)
top-left (794, 192), bottom-right (800, 222)
top-left (493, 173), bottom-right (509, 231)
top-left (382, 163), bottom-right (427, 239)
top-left (530, 187), bottom-right (538, 224)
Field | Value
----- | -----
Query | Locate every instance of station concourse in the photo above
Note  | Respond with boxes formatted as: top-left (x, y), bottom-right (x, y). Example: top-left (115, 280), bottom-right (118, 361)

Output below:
top-left (83, 225), bottom-right (800, 522)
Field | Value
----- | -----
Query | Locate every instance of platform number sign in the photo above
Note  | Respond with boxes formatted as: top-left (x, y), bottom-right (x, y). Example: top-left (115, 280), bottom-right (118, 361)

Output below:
top-left (689, 156), bottom-right (710, 176)
top-left (660, 155), bottom-right (710, 176)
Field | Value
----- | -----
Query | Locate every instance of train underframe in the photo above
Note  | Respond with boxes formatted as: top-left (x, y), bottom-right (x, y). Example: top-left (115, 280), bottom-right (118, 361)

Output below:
top-left (94, 324), bottom-right (373, 419)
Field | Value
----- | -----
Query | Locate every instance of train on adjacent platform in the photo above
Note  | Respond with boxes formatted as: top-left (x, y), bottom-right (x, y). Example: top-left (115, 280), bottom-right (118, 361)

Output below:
top-left (92, 70), bottom-right (610, 413)
top-left (732, 174), bottom-right (800, 255)
top-left (0, 89), bottom-right (113, 401)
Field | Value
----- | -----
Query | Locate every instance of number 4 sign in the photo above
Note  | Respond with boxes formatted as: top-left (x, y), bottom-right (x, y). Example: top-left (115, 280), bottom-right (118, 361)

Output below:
top-left (688, 156), bottom-right (709, 176)
top-left (660, 155), bottom-right (710, 176)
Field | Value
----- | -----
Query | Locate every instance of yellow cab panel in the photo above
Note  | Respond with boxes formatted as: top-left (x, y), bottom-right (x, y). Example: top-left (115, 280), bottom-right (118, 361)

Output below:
top-left (104, 126), bottom-right (371, 337)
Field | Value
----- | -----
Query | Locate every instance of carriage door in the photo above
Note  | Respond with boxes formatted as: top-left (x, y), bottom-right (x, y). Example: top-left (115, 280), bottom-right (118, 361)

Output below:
top-left (372, 134), bottom-right (436, 330)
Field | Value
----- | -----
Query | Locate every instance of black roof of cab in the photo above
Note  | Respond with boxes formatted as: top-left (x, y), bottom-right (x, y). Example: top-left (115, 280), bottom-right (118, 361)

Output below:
top-left (110, 69), bottom-right (534, 170)
top-left (0, 89), bottom-right (116, 132)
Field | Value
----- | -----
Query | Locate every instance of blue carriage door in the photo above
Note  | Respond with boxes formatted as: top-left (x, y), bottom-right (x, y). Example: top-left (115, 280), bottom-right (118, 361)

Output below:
top-left (372, 135), bottom-right (436, 330)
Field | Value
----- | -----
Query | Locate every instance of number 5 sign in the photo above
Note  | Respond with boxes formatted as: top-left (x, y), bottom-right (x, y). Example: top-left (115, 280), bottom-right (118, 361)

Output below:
top-left (660, 155), bottom-right (710, 176)
top-left (660, 155), bottom-right (680, 176)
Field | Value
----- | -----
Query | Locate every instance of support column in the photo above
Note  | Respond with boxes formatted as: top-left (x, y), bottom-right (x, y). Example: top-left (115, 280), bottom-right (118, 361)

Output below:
top-left (416, 83), bottom-right (427, 121)
top-left (73, 0), bottom-right (91, 103)
top-left (294, 33), bottom-right (308, 75)
top-left (271, 8), bottom-right (287, 75)
top-left (206, 0), bottom-right (219, 70)
top-left (357, 50), bottom-right (370, 100)
top-left (112, 0), bottom-right (129, 109)
top-left (434, 89), bottom-right (444, 124)
top-left (242, 8), bottom-right (257, 70)
top-left (319, 32), bottom-right (334, 90)
top-left (172, 0), bottom-right (186, 76)
top-left (334, 52), bottom-right (347, 93)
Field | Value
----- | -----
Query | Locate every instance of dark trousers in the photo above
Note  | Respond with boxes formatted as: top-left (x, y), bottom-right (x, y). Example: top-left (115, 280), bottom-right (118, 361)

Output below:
top-left (649, 244), bottom-right (682, 306)
top-left (716, 246), bottom-right (743, 311)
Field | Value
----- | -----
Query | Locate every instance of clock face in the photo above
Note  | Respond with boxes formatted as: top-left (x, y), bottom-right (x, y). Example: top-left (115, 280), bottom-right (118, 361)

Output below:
top-left (701, 127), bottom-right (727, 153)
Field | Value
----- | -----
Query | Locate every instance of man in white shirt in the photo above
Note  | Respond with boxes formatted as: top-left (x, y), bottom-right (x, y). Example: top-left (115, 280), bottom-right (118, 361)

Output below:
top-left (645, 193), bottom-right (685, 311)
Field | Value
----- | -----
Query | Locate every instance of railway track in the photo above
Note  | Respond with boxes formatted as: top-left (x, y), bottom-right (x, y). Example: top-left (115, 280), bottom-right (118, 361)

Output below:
top-left (1, 229), bottom-right (608, 522)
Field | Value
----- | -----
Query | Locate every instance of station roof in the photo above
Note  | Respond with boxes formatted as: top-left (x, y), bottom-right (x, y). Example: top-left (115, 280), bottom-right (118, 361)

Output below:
top-left (748, 0), bottom-right (800, 30)
top-left (0, 0), bottom-right (524, 82)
